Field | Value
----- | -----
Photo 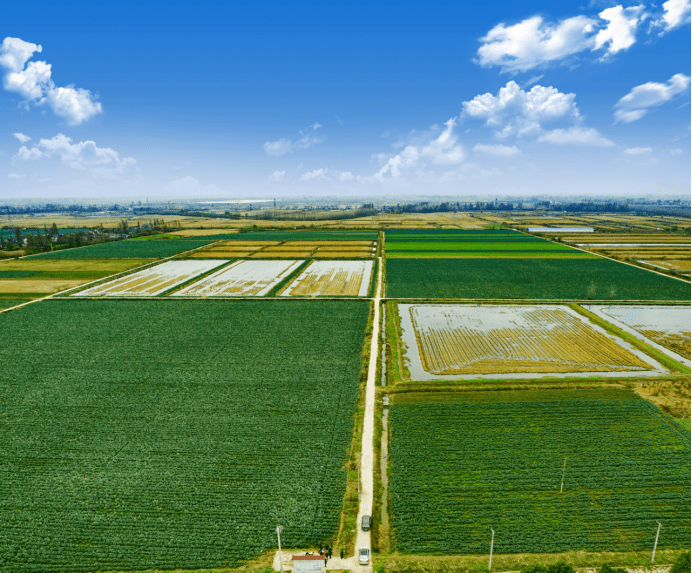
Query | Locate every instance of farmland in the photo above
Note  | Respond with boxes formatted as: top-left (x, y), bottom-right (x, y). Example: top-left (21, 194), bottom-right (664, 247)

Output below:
top-left (384, 229), bottom-right (590, 258)
top-left (585, 305), bottom-right (690, 362)
top-left (398, 304), bottom-right (657, 378)
top-left (385, 258), bottom-right (691, 300)
top-left (282, 260), bottom-right (374, 297)
top-left (0, 299), bottom-right (370, 572)
top-left (0, 259), bottom-right (151, 298)
top-left (75, 260), bottom-right (227, 297)
top-left (172, 259), bottom-right (303, 296)
top-left (388, 389), bottom-right (691, 555)
top-left (29, 238), bottom-right (215, 259)
top-left (188, 239), bottom-right (377, 260)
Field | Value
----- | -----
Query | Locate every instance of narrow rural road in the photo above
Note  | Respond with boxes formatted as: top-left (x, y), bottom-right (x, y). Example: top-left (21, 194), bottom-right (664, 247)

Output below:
top-left (350, 255), bottom-right (382, 571)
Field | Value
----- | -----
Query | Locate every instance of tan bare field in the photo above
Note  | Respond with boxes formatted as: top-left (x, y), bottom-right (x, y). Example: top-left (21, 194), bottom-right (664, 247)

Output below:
top-left (0, 279), bottom-right (88, 293)
top-left (189, 251), bottom-right (249, 258)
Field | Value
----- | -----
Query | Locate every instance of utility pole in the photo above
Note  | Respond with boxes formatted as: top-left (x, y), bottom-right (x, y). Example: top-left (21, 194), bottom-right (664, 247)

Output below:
top-left (489, 529), bottom-right (495, 571)
top-left (276, 525), bottom-right (284, 573)
top-left (560, 456), bottom-right (567, 493)
top-left (651, 521), bottom-right (661, 563)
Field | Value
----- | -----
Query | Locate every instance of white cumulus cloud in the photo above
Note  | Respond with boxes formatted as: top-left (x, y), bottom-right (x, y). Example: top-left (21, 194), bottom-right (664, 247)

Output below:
top-left (13, 132), bottom-right (31, 143)
top-left (0, 36), bottom-right (102, 125)
top-left (473, 143), bottom-right (522, 156)
top-left (614, 73), bottom-right (691, 123)
top-left (7, 172), bottom-right (24, 179)
top-left (14, 133), bottom-right (135, 177)
top-left (624, 147), bottom-right (653, 155)
top-left (269, 170), bottom-right (286, 182)
top-left (656, 0), bottom-right (691, 31)
top-left (537, 127), bottom-right (615, 146)
top-left (476, 15), bottom-right (597, 73)
top-left (593, 5), bottom-right (646, 57)
top-left (461, 81), bottom-right (580, 138)
top-left (670, 148), bottom-right (683, 155)
top-left (476, 5), bottom-right (660, 73)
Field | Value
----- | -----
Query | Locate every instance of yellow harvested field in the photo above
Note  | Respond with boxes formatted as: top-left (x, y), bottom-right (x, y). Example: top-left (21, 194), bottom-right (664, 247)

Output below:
top-left (189, 251), bottom-right (250, 259)
top-left (282, 260), bottom-right (373, 296)
top-left (643, 260), bottom-right (691, 271)
top-left (251, 251), bottom-right (315, 258)
top-left (212, 241), bottom-right (281, 247)
top-left (0, 259), bottom-right (150, 271)
top-left (315, 246), bottom-right (373, 252)
top-left (313, 251), bottom-right (372, 258)
top-left (0, 279), bottom-right (88, 294)
top-left (404, 305), bottom-right (653, 376)
top-left (282, 240), bottom-right (375, 247)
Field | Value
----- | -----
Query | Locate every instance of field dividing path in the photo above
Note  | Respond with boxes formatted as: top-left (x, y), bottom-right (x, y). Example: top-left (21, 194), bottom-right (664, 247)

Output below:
top-left (351, 255), bottom-right (382, 571)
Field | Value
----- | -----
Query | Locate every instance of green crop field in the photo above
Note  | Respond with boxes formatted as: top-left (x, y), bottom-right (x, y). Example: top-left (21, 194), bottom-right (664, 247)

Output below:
top-left (0, 299), bottom-right (25, 310)
top-left (385, 258), bottom-right (691, 300)
top-left (389, 389), bottom-right (691, 555)
top-left (0, 299), bottom-right (369, 572)
top-left (196, 231), bottom-right (378, 241)
top-left (384, 229), bottom-right (588, 258)
top-left (28, 239), bottom-right (214, 259)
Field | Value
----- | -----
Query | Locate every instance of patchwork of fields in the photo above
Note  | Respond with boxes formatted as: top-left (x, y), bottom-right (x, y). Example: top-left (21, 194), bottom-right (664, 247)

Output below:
top-left (388, 389), bottom-right (691, 554)
top-left (1, 222), bottom-right (690, 571)
top-left (172, 259), bottom-right (303, 296)
top-left (385, 229), bottom-right (589, 258)
top-left (0, 299), bottom-right (369, 572)
top-left (75, 259), bottom-right (227, 297)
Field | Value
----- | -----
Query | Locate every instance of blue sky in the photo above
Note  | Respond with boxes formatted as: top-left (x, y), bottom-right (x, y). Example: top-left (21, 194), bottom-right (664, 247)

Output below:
top-left (1, 0), bottom-right (690, 199)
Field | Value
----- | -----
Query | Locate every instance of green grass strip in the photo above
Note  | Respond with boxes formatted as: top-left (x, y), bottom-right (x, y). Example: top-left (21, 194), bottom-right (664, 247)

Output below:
top-left (368, 257), bottom-right (379, 298)
top-left (158, 260), bottom-right (237, 297)
top-left (266, 259), bottom-right (313, 297)
top-left (569, 303), bottom-right (690, 374)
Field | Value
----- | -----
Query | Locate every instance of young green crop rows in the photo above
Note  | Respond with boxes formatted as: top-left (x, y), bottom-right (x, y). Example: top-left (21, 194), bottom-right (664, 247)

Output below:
top-left (29, 238), bottom-right (214, 259)
top-left (388, 390), bottom-right (691, 555)
top-left (385, 258), bottom-right (691, 300)
top-left (0, 299), bottom-right (369, 572)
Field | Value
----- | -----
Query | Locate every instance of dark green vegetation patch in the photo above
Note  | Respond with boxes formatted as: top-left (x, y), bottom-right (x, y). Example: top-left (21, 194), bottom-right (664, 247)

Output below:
top-left (0, 299), bottom-right (369, 572)
top-left (389, 389), bottom-right (691, 554)
top-left (386, 258), bottom-right (691, 300)
top-left (385, 229), bottom-right (586, 258)
top-left (0, 299), bottom-right (25, 310)
top-left (0, 270), bottom-right (41, 278)
top-left (196, 231), bottom-right (378, 241)
top-left (29, 239), bottom-right (214, 259)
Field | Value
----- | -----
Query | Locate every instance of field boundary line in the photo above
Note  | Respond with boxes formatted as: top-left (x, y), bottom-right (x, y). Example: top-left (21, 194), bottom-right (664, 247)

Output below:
top-left (0, 241), bottom-right (222, 314)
